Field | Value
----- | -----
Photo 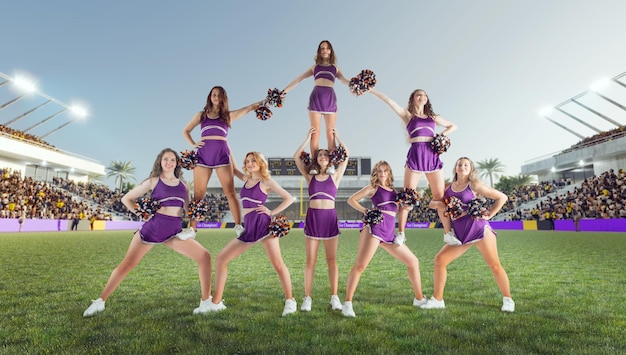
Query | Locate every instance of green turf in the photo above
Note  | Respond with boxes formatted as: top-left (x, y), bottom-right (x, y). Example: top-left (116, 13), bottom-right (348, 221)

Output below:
top-left (0, 229), bottom-right (624, 354)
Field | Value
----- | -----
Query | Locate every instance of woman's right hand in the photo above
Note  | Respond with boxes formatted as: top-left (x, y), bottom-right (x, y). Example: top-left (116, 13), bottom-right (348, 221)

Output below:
top-left (193, 141), bottom-right (205, 149)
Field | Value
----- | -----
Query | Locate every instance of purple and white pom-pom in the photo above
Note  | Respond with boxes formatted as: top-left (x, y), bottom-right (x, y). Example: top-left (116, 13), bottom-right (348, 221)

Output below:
top-left (179, 150), bottom-right (198, 170)
top-left (444, 196), bottom-right (464, 220)
top-left (349, 69), bottom-right (376, 96)
top-left (431, 134), bottom-right (451, 155)
top-left (396, 188), bottom-right (419, 208)
top-left (468, 198), bottom-right (489, 219)
top-left (269, 214), bottom-right (291, 238)
top-left (187, 199), bottom-right (209, 220)
top-left (255, 104), bottom-right (273, 121)
top-left (363, 208), bottom-right (383, 226)
top-left (265, 88), bottom-right (285, 107)
top-left (330, 145), bottom-right (348, 165)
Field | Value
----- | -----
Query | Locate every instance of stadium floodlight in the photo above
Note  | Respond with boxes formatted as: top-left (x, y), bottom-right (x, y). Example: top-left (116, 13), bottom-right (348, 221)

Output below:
top-left (589, 78), bottom-right (610, 92)
top-left (0, 74), bottom-right (38, 111)
top-left (538, 107), bottom-right (553, 116)
top-left (40, 105), bottom-right (88, 139)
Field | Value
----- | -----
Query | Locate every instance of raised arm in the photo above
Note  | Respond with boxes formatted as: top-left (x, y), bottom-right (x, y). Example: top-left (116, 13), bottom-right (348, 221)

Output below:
top-left (293, 127), bottom-right (315, 179)
top-left (368, 88), bottom-right (412, 124)
top-left (182, 112), bottom-right (203, 148)
top-left (282, 66), bottom-right (314, 94)
top-left (331, 129), bottom-right (350, 184)
top-left (230, 100), bottom-right (265, 123)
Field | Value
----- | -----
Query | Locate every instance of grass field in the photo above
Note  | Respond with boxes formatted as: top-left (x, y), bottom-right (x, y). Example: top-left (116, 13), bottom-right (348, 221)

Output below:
top-left (0, 228), bottom-right (625, 354)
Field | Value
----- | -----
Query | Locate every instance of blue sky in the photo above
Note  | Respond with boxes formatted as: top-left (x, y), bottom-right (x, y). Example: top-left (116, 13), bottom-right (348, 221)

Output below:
top-left (2, 1), bottom-right (626, 188)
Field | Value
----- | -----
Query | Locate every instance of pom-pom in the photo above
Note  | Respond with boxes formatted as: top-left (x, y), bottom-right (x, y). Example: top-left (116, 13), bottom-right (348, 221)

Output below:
top-left (363, 208), bottom-right (383, 226)
top-left (265, 88), bottom-right (285, 107)
top-left (396, 188), bottom-right (419, 208)
top-left (134, 197), bottom-right (160, 219)
top-left (349, 69), bottom-right (377, 96)
top-left (467, 198), bottom-right (489, 219)
top-left (299, 151), bottom-right (311, 166)
top-left (255, 104), bottom-right (272, 121)
top-left (269, 214), bottom-right (291, 238)
top-left (179, 150), bottom-right (198, 170)
top-left (329, 145), bottom-right (348, 165)
top-left (187, 199), bottom-right (209, 220)
top-left (431, 134), bottom-right (451, 155)
top-left (444, 196), bottom-right (464, 220)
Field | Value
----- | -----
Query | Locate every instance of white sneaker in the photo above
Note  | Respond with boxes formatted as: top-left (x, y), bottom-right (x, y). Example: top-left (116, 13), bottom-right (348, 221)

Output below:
top-left (342, 301), bottom-right (356, 317)
top-left (394, 231), bottom-right (406, 246)
top-left (83, 298), bottom-right (105, 317)
top-left (420, 297), bottom-right (445, 309)
top-left (501, 297), bottom-right (515, 312)
top-left (193, 297), bottom-right (227, 314)
top-left (413, 296), bottom-right (428, 307)
top-left (234, 224), bottom-right (245, 237)
top-left (282, 298), bottom-right (297, 317)
top-left (330, 295), bottom-right (342, 311)
top-left (301, 296), bottom-right (312, 312)
top-left (443, 230), bottom-right (462, 246)
top-left (176, 227), bottom-right (196, 240)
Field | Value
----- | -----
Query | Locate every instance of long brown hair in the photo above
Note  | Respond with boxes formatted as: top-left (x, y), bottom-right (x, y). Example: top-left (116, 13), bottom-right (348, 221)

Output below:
top-left (314, 40), bottom-right (337, 65)
top-left (370, 161), bottom-right (394, 188)
top-left (407, 89), bottom-right (436, 117)
top-left (202, 86), bottom-right (232, 127)
top-left (308, 149), bottom-right (329, 174)
top-left (149, 148), bottom-right (182, 179)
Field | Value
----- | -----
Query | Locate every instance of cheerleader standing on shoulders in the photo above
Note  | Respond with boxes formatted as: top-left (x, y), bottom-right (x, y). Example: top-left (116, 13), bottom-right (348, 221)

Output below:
top-left (282, 40), bottom-right (350, 153)
top-left (83, 148), bottom-right (212, 317)
top-left (294, 127), bottom-right (350, 312)
top-left (423, 157), bottom-right (514, 312)
top-left (180, 86), bottom-right (264, 239)
top-left (195, 151), bottom-right (297, 316)
top-left (368, 88), bottom-right (457, 244)
top-left (341, 161), bottom-right (428, 317)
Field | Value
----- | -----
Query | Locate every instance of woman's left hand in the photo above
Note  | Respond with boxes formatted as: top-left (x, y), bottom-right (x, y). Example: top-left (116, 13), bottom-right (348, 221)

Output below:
top-left (254, 205), bottom-right (271, 215)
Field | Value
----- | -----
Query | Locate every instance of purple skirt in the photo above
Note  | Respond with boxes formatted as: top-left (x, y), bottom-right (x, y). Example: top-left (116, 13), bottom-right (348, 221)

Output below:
top-left (451, 214), bottom-right (496, 245)
top-left (366, 212), bottom-right (396, 244)
top-left (197, 139), bottom-right (231, 168)
top-left (405, 142), bottom-right (443, 173)
top-left (238, 212), bottom-right (271, 243)
top-left (304, 208), bottom-right (340, 239)
top-left (308, 86), bottom-right (337, 114)
top-left (139, 213), bottom-right (182, 244)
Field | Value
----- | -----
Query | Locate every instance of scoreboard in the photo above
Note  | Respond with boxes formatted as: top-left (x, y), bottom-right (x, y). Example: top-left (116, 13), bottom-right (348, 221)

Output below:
top-left (268, 157), bottom-right (370, 176)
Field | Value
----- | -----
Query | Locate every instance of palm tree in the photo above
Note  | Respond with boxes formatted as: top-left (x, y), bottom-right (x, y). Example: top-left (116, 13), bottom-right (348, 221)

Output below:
top-left (476, 158), bottom-right (506, 187)
top-left (495, 174), bottom-right (533, 194)
top-left (87, 173), bottom-right (104, 184)
top-left (106, 160), bottom-right (136, 192)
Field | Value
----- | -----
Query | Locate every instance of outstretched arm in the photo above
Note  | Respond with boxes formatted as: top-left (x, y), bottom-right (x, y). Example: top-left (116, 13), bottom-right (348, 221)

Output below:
top-left (282, 66), bottom-right (314, 94)
top-left (293, 127), bottom-right (315, 178)
top-left (336, 67), bottom-right (351, 86)
top-left (230, 100), bottom-right (265, 122)
top-left (368, 88), bottom-right (412, 124)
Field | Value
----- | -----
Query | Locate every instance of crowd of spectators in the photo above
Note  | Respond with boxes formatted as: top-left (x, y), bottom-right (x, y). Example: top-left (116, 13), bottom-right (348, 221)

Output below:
top-left (561, 126), bottom-right (626, 154)
top-left (1, 170), bottom-right (231, 223)
top-left (0, 124), bottom-right (57, 150)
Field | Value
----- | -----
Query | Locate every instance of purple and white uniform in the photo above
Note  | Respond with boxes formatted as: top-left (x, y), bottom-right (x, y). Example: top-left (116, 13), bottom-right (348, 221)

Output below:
top-left (308, 65), bottom-right (338, 114)
top-left (238, 180), bottom-right (271, 243)
top-left (304, 176), bottom-right (340, 239)
top-left (405, 116), bottom-right (443, 173)
top-left (443, 183), bottom-right (496, 245)
top-left (139, 178), bottom-right (187, 244)
top-left (366, 186), bottom-right (398, 244)
top-left (196, 116), bottom-right (231, 168)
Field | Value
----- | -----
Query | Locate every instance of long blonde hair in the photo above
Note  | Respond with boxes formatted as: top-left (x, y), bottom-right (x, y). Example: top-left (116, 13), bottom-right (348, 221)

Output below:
top-left (370, 161), bottom-right (394, 188)
top-left (243, 152), bottom-right (270, 180)
top-left (452, 157), bottom-right (480, 183)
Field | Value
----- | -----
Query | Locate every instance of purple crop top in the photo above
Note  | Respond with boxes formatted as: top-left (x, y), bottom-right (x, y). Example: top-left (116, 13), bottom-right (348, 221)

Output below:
top-left (313, 65), bottom-right (337, 82)
top-left (240, 180), bottom-right (267, 208)
top-left (444, 183), bottom-right (476, 212)
top-left (371, 186), bottom-right (398, 213)
top-left (406, 116), bottom-right (436, 138)
top-left (308, 176), bottom-right (337, 200)
top-left (201, 116), bottom-right (228, 138)
top-left (152, 178), bottom-right (187, 207)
